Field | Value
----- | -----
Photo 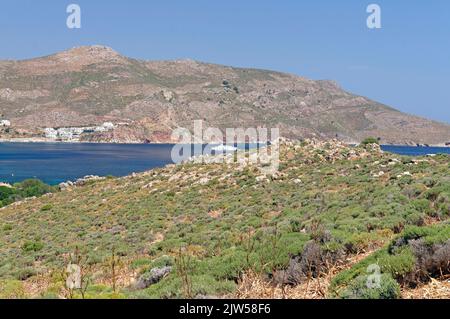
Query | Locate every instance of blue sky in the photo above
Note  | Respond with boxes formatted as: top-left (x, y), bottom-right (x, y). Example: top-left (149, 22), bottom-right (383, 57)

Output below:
top-left (0, 0), bottom-right (449, 123)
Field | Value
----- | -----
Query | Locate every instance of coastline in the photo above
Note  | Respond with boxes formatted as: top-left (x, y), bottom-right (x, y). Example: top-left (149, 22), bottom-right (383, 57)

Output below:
top-left (0, 137), bottom-right (449, 148)
top-left (1, 139), bottom-right (449, 187)
top-left (0, 138), bottom-right (167, 145)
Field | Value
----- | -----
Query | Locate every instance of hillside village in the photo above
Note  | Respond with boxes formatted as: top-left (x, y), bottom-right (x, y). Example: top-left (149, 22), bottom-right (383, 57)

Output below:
top-left (0, 119), bottom-right (121, 142)
top-left (43, 122), bottom-right (115, 142)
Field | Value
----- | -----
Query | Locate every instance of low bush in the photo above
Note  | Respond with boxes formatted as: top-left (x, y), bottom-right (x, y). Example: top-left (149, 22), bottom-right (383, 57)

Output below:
top-left (0, 179), bottom-right (57, 208)
top-left (339, 274), bottom-right (400, 299)
top-left (130, 274), bottom-right (235, 299)
top-left (22, 241), bottom-right (44, 252)
top-left (330, 223), bottom-right (450, 298)
top-left (361, 137), bottom-right (379, 146)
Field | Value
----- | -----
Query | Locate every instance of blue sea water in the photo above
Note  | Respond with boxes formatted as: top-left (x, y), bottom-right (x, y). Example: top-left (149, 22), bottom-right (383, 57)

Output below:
top-left (381, 145), bottom-right (450, 156)
top-left (0, 143), bottom-right (176, 185)
top-left (0, 143), bottom-right (448, 185)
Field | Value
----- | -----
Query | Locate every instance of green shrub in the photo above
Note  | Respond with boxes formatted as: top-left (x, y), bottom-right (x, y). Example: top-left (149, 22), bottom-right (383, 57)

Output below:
top-left (331, 223), bottom-right (450, 298)
top-left (398, 224), bottom-right (450, 246)
top-left (0, 179), bottom-right (57, 208)
top-left (361, 137), bottom-right (380, 146)
top-left (15, 267), bottom-right (37, 281)
top-left (40, 204), bottom-right (53, 212)
top-left (14, 179), bottom-right (56, 198)
top-left (133, 274), bottom-right (235, 299)
top-left (150, 255), bottom-right (174, 269)
top-left (22, 241), bottom-right (44, 252)
top-left (340, 274), bottom-right (400, 299)
top-left (73, 284), bottom-right (126, 299)
top-left (410, 199), bottom-right (431, 215)
top-left (131, 258), bottom-right (153, 270)
top-left (205, 249), bottom-right (249, 280)
top-left (0, 186), bottom-right (15, 201)
top-left (2, 224), bottom-right (13, 231)
top-left (136, 255), bottom-right (175, 274)
top-left (379, 247), bottom-right (416, 278)
top-left (397, 224), bottom-right (450, 245)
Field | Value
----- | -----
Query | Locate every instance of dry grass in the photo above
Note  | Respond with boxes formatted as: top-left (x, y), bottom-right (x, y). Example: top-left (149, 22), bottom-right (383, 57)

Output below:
top-left (232, 243), bottom-right (450, 300)
top-left (231, 250), bottom-right (376, 299)
top-left (95, 260), bottom-right (139, 289)
top-left (20, 259), bottom-right (139, 299)
top-left (231, 270), bottom-right (330, 299)
top-left (22, 274), bottom-right (52, 298)
top-left (402, 278), bottom-right (450, 299)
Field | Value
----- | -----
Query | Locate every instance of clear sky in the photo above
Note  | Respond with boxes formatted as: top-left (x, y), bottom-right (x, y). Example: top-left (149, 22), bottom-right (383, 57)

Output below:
top-left (0, 0), bottom-right (449, 123)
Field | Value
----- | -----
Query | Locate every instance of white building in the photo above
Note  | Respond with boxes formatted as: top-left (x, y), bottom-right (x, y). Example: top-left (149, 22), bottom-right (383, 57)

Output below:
top-left (43, 123), bottom-right (115, 141)
top-left (57, 129), bottom-right (74, 140)
top-left (44, 128), bottom-right (58, 139)
top-left (0, 120), bottom-right (11, 127)
top-left (94, 122), bottom-right (115, 132)
top-left (102, 122), bottom-right (115, 130)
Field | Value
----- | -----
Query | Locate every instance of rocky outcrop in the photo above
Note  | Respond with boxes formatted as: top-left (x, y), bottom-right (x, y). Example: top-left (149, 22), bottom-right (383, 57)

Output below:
top-left (133, 266), bottom-right (172, 290)
top-left (59, 175), bottom-right (106, 190)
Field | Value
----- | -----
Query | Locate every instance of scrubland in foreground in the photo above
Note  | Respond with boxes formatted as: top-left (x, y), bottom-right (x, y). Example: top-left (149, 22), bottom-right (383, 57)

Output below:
top-left (0, 139), bottom-right (448, 299)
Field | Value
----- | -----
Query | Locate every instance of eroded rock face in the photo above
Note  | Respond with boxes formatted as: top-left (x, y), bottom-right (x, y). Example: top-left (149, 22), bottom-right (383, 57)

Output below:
top-left (0, 46), bottom-right (449, 144)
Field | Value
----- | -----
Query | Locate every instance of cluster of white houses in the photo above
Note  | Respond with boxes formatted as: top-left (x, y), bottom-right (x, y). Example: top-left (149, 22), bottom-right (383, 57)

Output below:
top-left (44, 122), bottom-right (115, 141)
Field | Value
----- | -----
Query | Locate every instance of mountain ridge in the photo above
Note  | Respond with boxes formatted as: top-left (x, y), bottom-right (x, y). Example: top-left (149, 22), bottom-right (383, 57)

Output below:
top-left (0, 45), bottom-right (449, 145)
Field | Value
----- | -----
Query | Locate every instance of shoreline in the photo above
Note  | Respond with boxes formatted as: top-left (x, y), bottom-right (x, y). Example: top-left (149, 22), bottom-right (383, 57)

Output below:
top-left (0, 138), bottom-right (169, 145)
top-left (0, 138), bottom-right (449, 148)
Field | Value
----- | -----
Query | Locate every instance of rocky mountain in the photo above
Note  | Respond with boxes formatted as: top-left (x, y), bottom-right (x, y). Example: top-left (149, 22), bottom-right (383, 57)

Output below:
top-left (0, 45), bottom-right (449, 145)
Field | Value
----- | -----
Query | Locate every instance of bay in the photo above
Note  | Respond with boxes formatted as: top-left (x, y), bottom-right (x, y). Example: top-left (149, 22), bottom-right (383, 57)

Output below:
top-left (0, 143), bottom-right (448, 185)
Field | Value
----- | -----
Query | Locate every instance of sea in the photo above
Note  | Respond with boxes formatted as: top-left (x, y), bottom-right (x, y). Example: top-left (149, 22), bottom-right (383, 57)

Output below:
top-left (0, 143), bottom-right (449, 185)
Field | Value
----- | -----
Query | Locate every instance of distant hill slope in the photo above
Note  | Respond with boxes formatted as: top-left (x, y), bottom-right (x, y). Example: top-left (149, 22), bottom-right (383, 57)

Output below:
top-left (0, 45), bottom-right (449, 145)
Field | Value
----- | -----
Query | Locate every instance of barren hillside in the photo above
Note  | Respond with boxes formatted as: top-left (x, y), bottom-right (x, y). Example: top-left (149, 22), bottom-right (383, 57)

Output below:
top-left (0, 45), bottom-right (449, 145)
